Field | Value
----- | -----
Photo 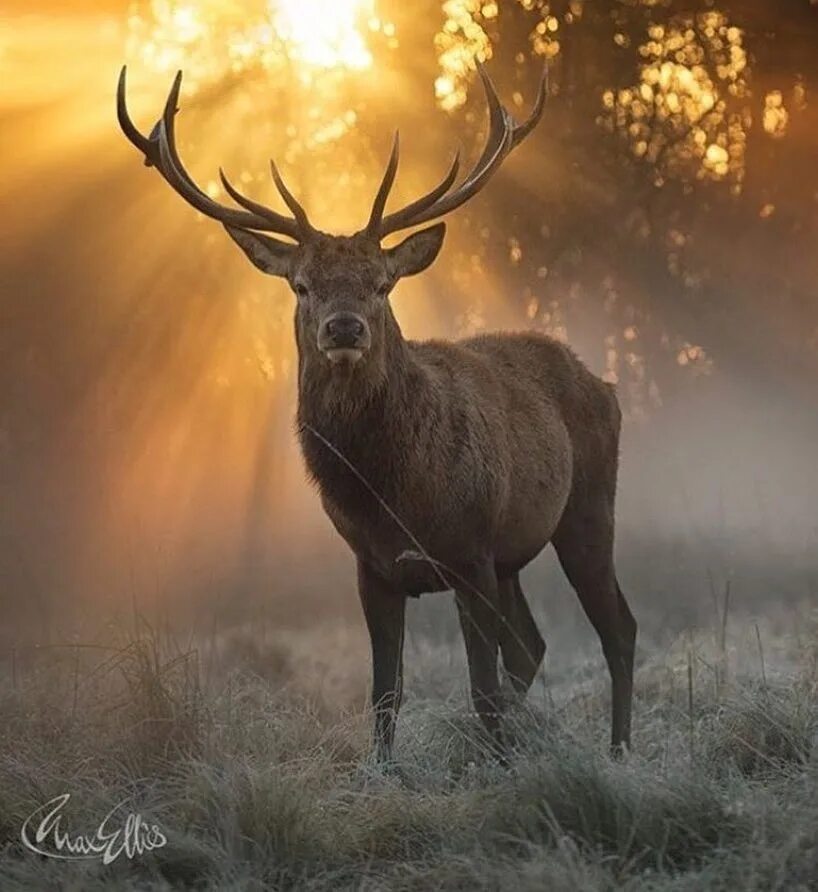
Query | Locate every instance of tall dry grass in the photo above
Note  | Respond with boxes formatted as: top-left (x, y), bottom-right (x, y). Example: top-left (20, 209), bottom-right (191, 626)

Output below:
top-left (0, 610), bottom-right (816, 890)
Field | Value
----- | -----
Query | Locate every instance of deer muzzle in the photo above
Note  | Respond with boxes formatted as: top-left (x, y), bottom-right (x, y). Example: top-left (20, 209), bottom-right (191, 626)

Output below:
top-left (318, 312), bottom-right (371, 365)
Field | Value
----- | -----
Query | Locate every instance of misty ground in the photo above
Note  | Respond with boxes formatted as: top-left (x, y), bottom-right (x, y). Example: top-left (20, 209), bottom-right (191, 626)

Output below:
top-left (0, 594), bottom-right (816, 891)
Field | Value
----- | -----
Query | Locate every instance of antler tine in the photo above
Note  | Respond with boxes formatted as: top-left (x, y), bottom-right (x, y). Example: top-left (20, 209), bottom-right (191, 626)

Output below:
top-left (510, 63), bottom-right (548, 148)
top-left (217, 168), bottom-right (290, 231)
top-left (157, 70), bottom-right (184, 162)
top-left (375, 63), bottom-right (547, 238)
top-left (154, 120), bottom-right (297, 237)
top-left (117, 66), bottom-right (160, 165)
top-left (366, 131), bottom-right (400, 235)
top-left (473, 63), bottom-right (512, 166)
top-left (117, 67), bottom-right (306, 240)
top-left (269, 161), bottom-right (314, 234)
top-left (376, 150), bottom-right (461, 237)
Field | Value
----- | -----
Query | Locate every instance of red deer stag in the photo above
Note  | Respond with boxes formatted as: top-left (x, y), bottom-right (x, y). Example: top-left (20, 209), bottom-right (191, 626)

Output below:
top-left (117, 64), bottom-right (636, 759)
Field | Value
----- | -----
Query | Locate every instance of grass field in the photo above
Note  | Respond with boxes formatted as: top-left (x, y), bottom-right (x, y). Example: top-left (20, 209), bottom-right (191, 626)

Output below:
top-left (0, 606), bottom-right (816, 891)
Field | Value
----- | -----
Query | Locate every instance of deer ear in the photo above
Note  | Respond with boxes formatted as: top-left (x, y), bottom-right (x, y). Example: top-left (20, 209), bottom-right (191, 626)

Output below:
top-left (223, 225), bottom-right (295, 278)
top-left (385, 223), bottom-right (446, 278)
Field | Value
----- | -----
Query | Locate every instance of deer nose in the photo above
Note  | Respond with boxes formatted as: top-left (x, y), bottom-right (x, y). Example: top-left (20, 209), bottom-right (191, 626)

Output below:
top-left (322, 312), bottom-right (367, 348)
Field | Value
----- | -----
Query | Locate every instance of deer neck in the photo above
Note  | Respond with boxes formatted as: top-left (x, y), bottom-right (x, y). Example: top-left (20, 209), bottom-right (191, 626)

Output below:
top-left (296, 305), bottom-right (415, 478)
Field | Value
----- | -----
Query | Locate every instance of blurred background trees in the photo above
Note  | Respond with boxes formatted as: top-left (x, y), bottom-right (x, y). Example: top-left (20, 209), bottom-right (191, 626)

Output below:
top-left (1, 0), bottom-right (816, 637)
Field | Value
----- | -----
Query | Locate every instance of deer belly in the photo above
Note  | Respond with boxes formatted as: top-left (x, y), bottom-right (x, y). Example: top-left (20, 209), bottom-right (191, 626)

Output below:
top-left (494, 455), bottom-right (573, 567)
top-left (493, 511), bottom-right (561, 569)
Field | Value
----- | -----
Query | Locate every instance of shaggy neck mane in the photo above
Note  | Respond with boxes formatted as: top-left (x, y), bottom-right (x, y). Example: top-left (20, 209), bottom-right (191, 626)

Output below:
top-left (296, 307), bottom-right (419, 504)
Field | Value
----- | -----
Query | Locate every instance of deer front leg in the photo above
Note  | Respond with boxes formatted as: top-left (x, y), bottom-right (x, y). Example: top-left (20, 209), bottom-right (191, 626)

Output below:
top-left (357, 559), bottom-right (407, 763)
top-left (454, 560), bottom-right (504, 749)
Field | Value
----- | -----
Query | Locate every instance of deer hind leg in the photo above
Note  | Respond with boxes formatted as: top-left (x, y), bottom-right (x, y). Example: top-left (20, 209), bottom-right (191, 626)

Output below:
top-left (552, 498), bottom-right (637, 754)
top-left (454, 560), bottom-right (504, 749)
top-left (497, 573), bottom-right (545, 703)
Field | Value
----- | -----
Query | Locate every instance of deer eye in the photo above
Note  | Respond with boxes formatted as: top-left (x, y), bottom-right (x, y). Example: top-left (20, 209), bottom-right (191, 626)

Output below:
top-left (294, 282), bottom-right (309, 299)
top-left (375, 282), bottom-right (390, 298)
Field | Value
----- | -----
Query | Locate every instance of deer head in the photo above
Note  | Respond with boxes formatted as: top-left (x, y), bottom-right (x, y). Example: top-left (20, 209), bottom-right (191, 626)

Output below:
top-left (117, 66), bottom-right (546, 377)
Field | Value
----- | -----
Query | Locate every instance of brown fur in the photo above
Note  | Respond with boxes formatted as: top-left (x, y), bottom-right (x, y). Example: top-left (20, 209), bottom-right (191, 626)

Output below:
top-left (272, 231), bottom-right (638, 760)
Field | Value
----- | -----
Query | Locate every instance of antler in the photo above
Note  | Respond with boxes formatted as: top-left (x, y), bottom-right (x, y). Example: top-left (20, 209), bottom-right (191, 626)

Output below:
top-left (116, 66), bottom-right (313, 241)
top-left (367, 63), bottom-right (547, 239)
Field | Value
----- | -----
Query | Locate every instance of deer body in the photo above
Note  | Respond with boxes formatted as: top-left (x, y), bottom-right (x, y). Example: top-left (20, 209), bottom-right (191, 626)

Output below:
top-left (118, 63), bottom-right (637, 761)
top-left (298, 324), bottom-right (579, 594)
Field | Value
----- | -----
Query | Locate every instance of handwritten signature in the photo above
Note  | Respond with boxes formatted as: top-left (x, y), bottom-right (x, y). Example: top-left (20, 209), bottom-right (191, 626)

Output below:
top-left (21, 793), bottom-right (167, 864)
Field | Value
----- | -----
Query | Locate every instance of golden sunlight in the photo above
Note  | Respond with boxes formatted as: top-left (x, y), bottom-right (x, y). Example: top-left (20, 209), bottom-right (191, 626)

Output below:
top-left (126, 0), bottom-right (390, 91)
top-left (122, 0), bottom-right (398, 171)
top-left (273, 0), bottom-right (377, 70)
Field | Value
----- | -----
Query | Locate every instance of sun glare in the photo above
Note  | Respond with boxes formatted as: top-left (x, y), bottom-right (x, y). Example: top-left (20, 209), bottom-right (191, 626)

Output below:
top-left (126, 0), bottom-right (389, 91)
top-left (272, 0), bottom-right (375, 70)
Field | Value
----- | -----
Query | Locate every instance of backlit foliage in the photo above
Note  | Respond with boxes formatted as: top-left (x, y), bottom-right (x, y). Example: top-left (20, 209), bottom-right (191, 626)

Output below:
top-left (763, 90), bottom-right (789, 138)
top-left (516, 0), bottom-right (582, 60)
top-left (434, 0), bottom-right (496, 110)
top-left (434, 0), bottom-right (574, 110)
top-left (601, 11), bottom-right (750, 189)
